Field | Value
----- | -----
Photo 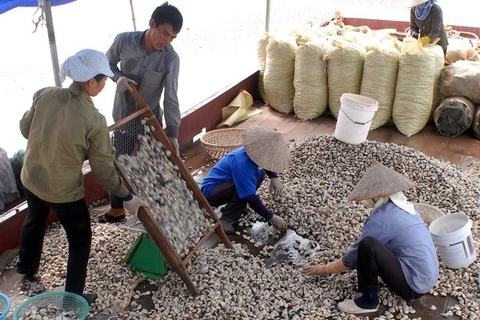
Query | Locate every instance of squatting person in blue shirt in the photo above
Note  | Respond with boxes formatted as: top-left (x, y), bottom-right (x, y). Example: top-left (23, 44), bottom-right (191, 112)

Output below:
top-left (302, 162), bottom-right (439, 315)
top-left (201, 127), bottom-right (290, 235)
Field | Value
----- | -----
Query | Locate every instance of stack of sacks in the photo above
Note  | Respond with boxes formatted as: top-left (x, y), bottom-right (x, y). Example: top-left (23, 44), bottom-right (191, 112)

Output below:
top-left (423, 44), bottom-right (445, 120)
top-left (392, 37), bottom-right (435, 137)
top-left (293, 38), bottom-right (329, 120)
top-left (360, 38), bottom-right (400, 130)
top-left (446, 38), bottom-right (479, 65)
top-left (263, 37), bottom-right (296, 114)
top-left (325, 39), bottom-right (366, 119)
top-left (441, 60), bottom-right (480, 139)
top-left (257, 32), bottom-right (270, 105)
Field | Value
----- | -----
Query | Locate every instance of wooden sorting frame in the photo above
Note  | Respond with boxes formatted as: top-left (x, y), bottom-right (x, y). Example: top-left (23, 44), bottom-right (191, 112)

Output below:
top-left (107, 87), bottom-right (231, 296)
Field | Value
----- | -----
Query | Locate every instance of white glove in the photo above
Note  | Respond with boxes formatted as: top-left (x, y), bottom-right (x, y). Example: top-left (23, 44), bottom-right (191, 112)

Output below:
top-left (168, 137), bottom-right (180, 156)
top-left (123, 195), bottom-right (148, 216)
top-left (117, 76), bottom-right (137, 93)
top-left (269, 214), bottom-right (287, 231)
top-left (269, 177), bottom-right (283, 197)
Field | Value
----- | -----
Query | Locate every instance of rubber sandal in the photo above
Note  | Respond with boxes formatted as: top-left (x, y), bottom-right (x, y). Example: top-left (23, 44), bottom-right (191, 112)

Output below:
top-left (338, 298), bottom-right (379, 314)
top-left (98, 212), bottom-right (126, 223)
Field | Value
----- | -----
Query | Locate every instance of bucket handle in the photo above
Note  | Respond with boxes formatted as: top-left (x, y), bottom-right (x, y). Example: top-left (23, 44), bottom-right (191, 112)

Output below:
top-left (340, 106), bottom-right (376, 125)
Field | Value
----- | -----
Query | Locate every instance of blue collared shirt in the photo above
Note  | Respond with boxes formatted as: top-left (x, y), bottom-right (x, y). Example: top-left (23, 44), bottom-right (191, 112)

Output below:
top-left (201, 147), bottom-right (263, 199)
top-left (343, 201), bottom-right (439, 294)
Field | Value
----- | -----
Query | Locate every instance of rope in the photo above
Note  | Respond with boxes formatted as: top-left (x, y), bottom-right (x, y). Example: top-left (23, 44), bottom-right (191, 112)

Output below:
top-left (32, 0), bottom-right (45, 33)
top-left (448, 30), bottom-right (478, 41)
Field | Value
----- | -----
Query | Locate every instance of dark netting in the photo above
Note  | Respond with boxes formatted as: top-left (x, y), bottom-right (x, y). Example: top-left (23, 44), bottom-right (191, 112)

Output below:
top-left (111, 117), bottom-right (146, 159)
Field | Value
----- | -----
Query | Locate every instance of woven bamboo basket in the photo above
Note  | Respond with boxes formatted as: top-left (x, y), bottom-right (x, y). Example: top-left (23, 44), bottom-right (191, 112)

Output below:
top-left (200, 128), bottom-right (245, 160)
top-left (414, 203), bottom-right (444, 225)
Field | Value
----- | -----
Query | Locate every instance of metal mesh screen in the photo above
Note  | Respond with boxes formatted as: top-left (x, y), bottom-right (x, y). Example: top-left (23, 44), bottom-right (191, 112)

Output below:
top-left (112, 115), bottom-right (213, 258)
top-left (111, 117), bottom-right (146, 159)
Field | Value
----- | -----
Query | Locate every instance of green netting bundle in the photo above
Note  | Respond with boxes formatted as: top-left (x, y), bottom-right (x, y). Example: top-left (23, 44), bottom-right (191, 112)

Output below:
top-left (392, 38), bottom-right (435, 137)
top-left (470, 104), bottom-right (480, 139)
top-left (434, 96), bottom-right (475, 137)
top-left (293, 41), bottom-right (329, 120)
top-left (360, 46), bottom-right (400, 130)
top-left (325, 41), bottom-right (366, 118)
top-left (264, 38), bottom-right (296, 114)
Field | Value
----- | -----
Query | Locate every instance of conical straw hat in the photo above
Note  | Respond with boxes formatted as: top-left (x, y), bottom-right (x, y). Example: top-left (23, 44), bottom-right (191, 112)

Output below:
top-left (348, 162), bottom-right (416, 201)
top-left (242, 127), bottom-right (291, 172)
top-left (406, 0), bottom-right (428, 8)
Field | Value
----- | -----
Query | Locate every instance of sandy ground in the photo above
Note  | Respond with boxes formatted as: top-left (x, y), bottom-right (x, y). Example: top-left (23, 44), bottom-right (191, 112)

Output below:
top-left (0, 0), bottom-right (476, 157)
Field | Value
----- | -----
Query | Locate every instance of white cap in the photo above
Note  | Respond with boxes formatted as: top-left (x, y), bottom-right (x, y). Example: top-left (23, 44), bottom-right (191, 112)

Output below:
top-left (60, 49), bottom-right (114, 82)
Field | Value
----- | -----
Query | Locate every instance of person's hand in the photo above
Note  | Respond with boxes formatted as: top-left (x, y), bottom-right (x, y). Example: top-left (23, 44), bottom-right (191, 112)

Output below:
top-left (269, 177), bottom-right (283, 197)
top-left (302, 264), bottom-right (328, 276)
top-left (123, 195), bottom-right (148, 216)
top-left (117, 76), bottom-right (137, 93)
top-left (419, 36), bottom-right (430, 46)
top-left (302, 258), bottom-right (348, 276)
top-left (168, 137), bottom-right (180, 156)
top-left (269, 214), bottom-right (287, 231)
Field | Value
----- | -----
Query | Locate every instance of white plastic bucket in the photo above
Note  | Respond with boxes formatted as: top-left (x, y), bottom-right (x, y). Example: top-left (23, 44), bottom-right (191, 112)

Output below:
top-left (334, 93), bottom-right (379, 145)
top-left (428, 213), bottom-right (476, 269)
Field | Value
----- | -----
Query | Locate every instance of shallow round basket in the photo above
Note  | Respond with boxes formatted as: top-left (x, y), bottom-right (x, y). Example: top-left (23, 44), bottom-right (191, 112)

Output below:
top-left (13, 292), bottom-right (89, 320)
top-left (200, 128), bottom-right (245, 160)
top-left (414, 203), bottom-right (445, 226)
top-left (0, 292), bottom-right (11, 320)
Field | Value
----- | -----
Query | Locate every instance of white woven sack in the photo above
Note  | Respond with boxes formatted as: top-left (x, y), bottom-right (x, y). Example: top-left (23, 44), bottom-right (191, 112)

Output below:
top-left (264, 39), bottom-right (296, 114)
top-left (393, 38), bottom-right (435, 137)
top-left (441, 60), bottom-right (480, 105)
top-left (293, 42), bottom-right (329, 120)
top-left (257, 33), bottom-right (270, 104)
top-left (325, 42), bottom-right (366, 118)
top-left (360, 46), bottom-right (400, 130)
top-left (424, 44), bottom-right (445, 118)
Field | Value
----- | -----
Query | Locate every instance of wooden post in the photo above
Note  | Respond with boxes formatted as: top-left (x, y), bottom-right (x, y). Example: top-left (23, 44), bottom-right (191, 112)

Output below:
top-left (129, 0), bottom-right (137, 31)
top-left (42, 0), bottom-right (61, 87)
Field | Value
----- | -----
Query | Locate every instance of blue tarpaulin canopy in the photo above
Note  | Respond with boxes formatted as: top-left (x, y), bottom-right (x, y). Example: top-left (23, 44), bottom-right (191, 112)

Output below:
top-left (0, 0), bottom-right (75, 15)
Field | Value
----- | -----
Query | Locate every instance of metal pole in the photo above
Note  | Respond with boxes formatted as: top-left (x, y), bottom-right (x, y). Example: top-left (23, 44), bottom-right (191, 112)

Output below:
top-left (43, 0), bottom-right (61, 87)
top-left (265, 0), bottom-right (270, 33)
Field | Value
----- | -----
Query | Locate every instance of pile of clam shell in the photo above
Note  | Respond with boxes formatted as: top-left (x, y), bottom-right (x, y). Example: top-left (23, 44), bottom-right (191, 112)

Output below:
top-left (7, 134), bottom-right (480, 319)
top-left (116, 132), bottom-right (213, 258)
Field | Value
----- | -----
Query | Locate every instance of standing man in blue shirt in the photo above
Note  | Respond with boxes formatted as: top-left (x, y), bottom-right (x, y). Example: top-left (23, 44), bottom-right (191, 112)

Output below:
top-left (201, 127), bottom-right (290, 235)
top-left (302, 162), bottom-right (439, 315)
top-left (101, 2), bottom-right (183, 223)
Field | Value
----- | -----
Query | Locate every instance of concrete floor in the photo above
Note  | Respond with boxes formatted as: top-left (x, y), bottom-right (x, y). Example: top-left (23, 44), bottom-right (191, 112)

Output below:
top-left (2, 105), bottom-right (478, 319)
